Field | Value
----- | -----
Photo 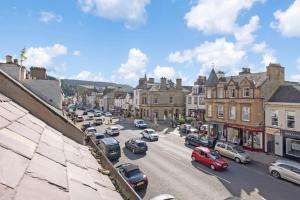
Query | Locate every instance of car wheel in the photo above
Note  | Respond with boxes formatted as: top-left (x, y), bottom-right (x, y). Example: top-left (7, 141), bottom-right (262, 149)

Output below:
top-left (210, 165), bottom-right (216, 170)
top-left (271, 170), bottom-right (281, 179)
top-left (234, 157), bottom-right (241, 163)
top-left (191, 156), bottom-right (195, 161)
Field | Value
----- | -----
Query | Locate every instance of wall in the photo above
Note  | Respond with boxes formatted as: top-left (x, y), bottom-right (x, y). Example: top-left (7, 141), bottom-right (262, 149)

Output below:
top-left (0, 70), bottom-right (84, 144)
top-left (22, 79), bottom-right (63, 110)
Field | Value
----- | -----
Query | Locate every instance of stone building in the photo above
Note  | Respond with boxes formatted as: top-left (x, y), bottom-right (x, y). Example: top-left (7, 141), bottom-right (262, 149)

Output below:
top-left (133, 76), bottom-right (190, 121)
top-left (205, 64), bottom-right (285, 151)
top-left (265, 83), bottom-right (300, 160)
top-left (0, 55), bottom-right (63, 110)
top-left (186, 75), bottom-right (206, 121)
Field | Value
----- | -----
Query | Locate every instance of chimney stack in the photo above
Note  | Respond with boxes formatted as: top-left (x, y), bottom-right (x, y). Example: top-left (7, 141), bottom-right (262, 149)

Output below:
top-left (30, 67), bottom-right (47, 80)
top-left (176, 78), bottom-right (182, 89)
top-left (148, 77), bottom-right (154, 84)
top-left (6, 55), bottom-right (12, 63)
top-left (239, 67), bottom-right (251, 75)
top-left (160, 77), bottom-right (167, 89)
top-left (13, 59), bottom-right (18, 64)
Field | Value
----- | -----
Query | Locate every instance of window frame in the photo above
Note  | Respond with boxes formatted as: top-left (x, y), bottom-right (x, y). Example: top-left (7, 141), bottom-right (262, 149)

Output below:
top-left (271, 110), bottom-right (279, 127)
top-left (243, 87), bottom-right (250, 97)
top-left (169, 96), bottom-right (173, 104)
top-left (242, 106), bottom-right (250, 122)
top-left (207, 88), bottom-right (212, 98)
top-left (217, 105), bottom-right (224, 119)
top-left (207, 104), bottom-right (212, 117)
top-left (229, 88), bottom-right (236, 98)
top-left (194, 96), bottom-right (198, 105)
top-left (229, 105), bottom-right (236, 120)
top-left (286, 111), bottom-right (295, 129)
top-left (217, 87), bottom-right (224, 98)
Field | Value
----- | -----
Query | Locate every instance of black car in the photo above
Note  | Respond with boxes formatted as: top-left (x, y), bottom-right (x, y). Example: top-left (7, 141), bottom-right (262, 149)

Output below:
top-left (81, 121), bottom-right (91, 131)
top-left (83, 111), bottom-right (88, 115)
top-left (125, 139), bottom-right (148, 154)
top-left (185, 133), bottom-right (214, 148)
top-left (98, 137), bottom-right (121, 160)
top-left (116, 163), bottom-right (148, 190)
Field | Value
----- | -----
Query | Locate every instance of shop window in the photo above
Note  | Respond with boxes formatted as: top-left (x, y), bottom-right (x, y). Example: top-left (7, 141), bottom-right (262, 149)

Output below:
top-left (217, 88), bottom-right (223, 98)
top-left (207, 105), bottom-right (212, 117)
top-left (253, 132), bottom-right (263, 149)
top-left (286, 111), bottom-right (295, 129)
top-left (286, 138), bottom-right (300, 158)
top-left (229, 106), bottom-right (236, 120)
top-left (243, 130), bottom-right (252, 148)
top-left (207, 88), bottom-right (212, 98)
top-left (194, 96), bottom-right (198, 105)
top-left (188, 96), bottom-right (191, 104)
top-left (229, 88), bottom-right (236, 98)
top-left (243, 88), bottom-right (250, 97)
top-left (227, 128), bottom-right (239, 144)
top-left (217, 105), bottom-right (224, 118)
top-left (271, 110), bottom-right (278, 127)
top-left (242, 106), bottom-right (250, 121)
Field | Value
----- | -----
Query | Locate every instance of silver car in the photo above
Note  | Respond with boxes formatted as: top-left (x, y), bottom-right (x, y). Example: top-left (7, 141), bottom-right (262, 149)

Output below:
top-left (214, 141), bottom-right (251, 163)
top-left (269, 160), bottom-right (300, 185)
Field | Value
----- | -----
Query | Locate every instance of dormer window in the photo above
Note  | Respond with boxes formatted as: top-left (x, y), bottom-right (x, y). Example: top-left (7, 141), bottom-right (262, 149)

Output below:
top-left (217, 88), bottom-right (223, 98)
top-left (229, 88), bottom-right (236, 98)
top-left (243, 88), bottom-right (250, 97)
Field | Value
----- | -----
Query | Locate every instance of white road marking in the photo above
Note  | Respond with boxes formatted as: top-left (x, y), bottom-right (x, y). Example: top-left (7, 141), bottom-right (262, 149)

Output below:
top-left (194, 166), bottom-right (231, 184)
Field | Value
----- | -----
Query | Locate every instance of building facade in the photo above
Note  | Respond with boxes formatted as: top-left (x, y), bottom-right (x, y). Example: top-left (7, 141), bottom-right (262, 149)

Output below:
top-left (134, 76), bottom-right (190, 121)
top-left (205, 64), bottom-right (285, 151)
top-left (186, 75), bottom-right (206, 121)
top-left (265, 84), bottom-right (300, 160)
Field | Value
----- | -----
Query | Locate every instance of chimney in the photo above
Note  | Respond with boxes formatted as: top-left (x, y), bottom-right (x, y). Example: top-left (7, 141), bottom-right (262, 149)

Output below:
top-left (160, 77), bottom-right (167, 89)
top-left (13, 59), bottom-right (18, 64)
top-left (216, 71), bottom-right (225, 78)
top-left (6, 55), bottom-right (13, 63)
top-left (267, 63), bottom-right (284, 84)
top-left (148, 77), bottom-right (154, 84)
top-left (176, 78), bottom-right (182, 89)
top-left (30, 67), bottom-right (47, 80)
top-left (195, 75), bottom-right (206, 85)
top-left (239, 67), bottom-right (251, 75)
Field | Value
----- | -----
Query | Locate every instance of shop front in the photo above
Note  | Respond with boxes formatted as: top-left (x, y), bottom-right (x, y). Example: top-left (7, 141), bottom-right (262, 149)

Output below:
top-left (207, 122), bottom-right (226, 141)
top-left (282, 130), bottom-right (300, 160)
top-left (226, 124), bottom-right (264, 151)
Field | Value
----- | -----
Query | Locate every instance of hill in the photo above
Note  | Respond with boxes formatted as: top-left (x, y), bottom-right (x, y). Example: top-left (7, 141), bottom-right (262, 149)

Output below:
top-left (61, 79), bottom-right (133, 96)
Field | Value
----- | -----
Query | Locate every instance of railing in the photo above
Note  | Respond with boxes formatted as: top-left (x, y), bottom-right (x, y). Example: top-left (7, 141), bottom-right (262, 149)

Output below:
top-left (88, 139), bottom-right (142, 200)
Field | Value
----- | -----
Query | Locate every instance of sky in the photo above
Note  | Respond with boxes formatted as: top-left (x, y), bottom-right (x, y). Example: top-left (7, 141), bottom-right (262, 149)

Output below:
top-left (0, 0), bottom-right (300, 86)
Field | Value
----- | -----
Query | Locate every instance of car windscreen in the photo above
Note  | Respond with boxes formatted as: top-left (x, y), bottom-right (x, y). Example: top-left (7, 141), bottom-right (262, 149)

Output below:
top-left (96, 135), bottom-right (104, 139)
top-left (127, 169), bottom-right (141, 177)
top-left (137, 142), bottom-right (146, 147)
top-left (209, 151), bottom-right (221, 160)
top-left (89, 129), bottom-right (96, 133)
top-left (233, 146), bottom-right (245, 153)
top-left (147, 130), bottom-right (155, 134)
top-left (112, 128), bottom-right (118, 131)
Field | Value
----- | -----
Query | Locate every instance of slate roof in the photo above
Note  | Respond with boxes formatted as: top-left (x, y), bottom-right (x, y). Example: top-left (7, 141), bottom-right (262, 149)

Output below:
top-left (0, 93), bottom-right (122, 200)
top-left (205, 68), bottom-right (219, 87)
top-left (269, 84), bottom-right (300, 103)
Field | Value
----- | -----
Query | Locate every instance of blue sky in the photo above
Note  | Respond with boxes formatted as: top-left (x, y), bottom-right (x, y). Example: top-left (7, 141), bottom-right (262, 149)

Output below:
top-left (0, 0), bottom-right (300, 86)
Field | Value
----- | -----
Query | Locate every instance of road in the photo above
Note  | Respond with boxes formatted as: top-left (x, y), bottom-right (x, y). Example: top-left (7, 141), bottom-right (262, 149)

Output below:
top-left (75, 112), bottom-right (300, 200)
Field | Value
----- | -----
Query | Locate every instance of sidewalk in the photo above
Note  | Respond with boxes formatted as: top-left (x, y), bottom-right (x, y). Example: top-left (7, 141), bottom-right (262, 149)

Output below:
top-left (245, 150), bottom-right (287, 166)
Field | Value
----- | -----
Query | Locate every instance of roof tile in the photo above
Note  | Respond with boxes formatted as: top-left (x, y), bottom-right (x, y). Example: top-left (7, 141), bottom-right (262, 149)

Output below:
top-left (0, 128), bottom-right (36, 159)
top-left (41, 128), bottom-right (63, 151)
top-left (67, 162), bottom-right (96, 189)
top-left (37, 141), bottom-right (66, 166)
top-left (0, 102), bottom-right (26, 116)
top-left (25, 114), bottom-right (47, 128)
top-left (69, 180), bottom-right (101, 200)
top-left (0, 184), bottom-right (15, 200)
top-left (7, 122), bottom-right (41, 143)
top-left (96, 185), bottom-right (123, 200)
top-left (0, 93), bottom-right (10, 102)
top-left (0, 115), bottom-right (10, 129)
top-left (87, 168), bottom-right (115, 190)
top-left (14, 175), bottom-right (69, 200)
top-left (26, 153), bottom-right (68, 189)
top-left (8, 101), bottom-right (28, 114)
top-left (0, 146), bottom-right (29, 188)
top-left (17, 115), bottom-right (44, 134)
top-left (0, 106), bottom-right (20, 121)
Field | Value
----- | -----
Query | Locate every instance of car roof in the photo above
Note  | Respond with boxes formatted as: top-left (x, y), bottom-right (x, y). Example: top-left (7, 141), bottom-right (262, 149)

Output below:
top-left (83, 121), bottom-right (90, 125)
top-left (110, 126), bottom-right (118, 129)
top-left (87, 127), bottom-right (96, 130)
top-left (274, 160), bottom-right (300, 168)
top-left (145, 128), bottom-right (154, 131)
top-left (122, 163), bottom-right (139, 173)
top-left (195, 146), bottom-right (211, 153)
top-left (95, 132), bottom-right (104, 136)
top-left (134, 139), bottom-right (145, 143)
top-left (101, 137), bottom-right (119, 144)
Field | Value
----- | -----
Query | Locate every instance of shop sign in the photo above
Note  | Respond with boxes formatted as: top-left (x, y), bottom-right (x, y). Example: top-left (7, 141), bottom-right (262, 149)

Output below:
top-left (227, 123), bottom-right (264, 132)
top-left (265, 127), bottom-right (280, 136)
top-left (283, 130), bottom-right (300, 140)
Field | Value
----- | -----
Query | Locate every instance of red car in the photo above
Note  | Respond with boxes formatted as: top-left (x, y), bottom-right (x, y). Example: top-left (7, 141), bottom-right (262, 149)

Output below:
top-left (191, 146), bottom-right (228, 171)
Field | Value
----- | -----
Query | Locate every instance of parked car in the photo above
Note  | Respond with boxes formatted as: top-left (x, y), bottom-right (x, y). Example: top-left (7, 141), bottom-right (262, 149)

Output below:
top-left (191, 146), bottom-right (228, 171)
top-left (92, 132), bottom-right (105, 144)
top-left (85, 127), bottom-right (97, 137)
top-left (105, 112), bottom-right (113, 117)
top-left (179, 124), bottom-right (192, 134)
top-left (87, 113), bottom-right (94, 120)
top-left (76, 115), bottom-right (84, 122)
top-left (185, 134), bottom-right (214, 148)
top-left (142, 128), bottom-right (159, 141)
top-left (214, 141), bottom-right (251, 163)
top-left (269, 160), bottom-right (300, 185)
top-left (116, 163), bottom-right (148, 190)
top-left (134, 119), bottom-right (147, 129)
top-left (94, 117), bottom-right (103, 126)
top-left (150, 194), bottom-right (175, 200)
top-left (105, 126), bottom-right (120, 136)
top-left (98, 137), bottom-right (121, 160)
top-left (125, 138), bottom-right (148, 154)
top-left (189, 128), bottom-right (199, 134)
top-left (83, 111), bottom-right (88, 115)
top-left (94, 113), bottom-right (101, 117)
top-left (81, 121), bottom-right (91, 131)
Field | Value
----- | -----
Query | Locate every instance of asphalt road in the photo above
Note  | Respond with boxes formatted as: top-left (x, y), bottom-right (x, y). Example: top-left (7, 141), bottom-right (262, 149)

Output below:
top-left (75, 112), bottom-right (300, 200)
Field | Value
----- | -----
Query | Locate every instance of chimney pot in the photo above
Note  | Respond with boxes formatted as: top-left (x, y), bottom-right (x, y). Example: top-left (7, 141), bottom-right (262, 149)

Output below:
top-left (6, 55), bottom-right (13, 63)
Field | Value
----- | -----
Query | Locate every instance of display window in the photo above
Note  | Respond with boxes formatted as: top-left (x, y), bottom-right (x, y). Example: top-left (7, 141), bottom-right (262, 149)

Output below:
top-left (286, 138), bottom-right (300, 158)
top-left (243, 130), bottom-right (252, 148)
top-left (253, 132), bottom-right (263, 149)
top-left (227, 128), bottom-right (239, 144)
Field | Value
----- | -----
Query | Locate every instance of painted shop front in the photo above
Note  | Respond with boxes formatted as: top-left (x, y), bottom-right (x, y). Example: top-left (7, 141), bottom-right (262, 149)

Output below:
top-left (282, 130), bottom-right (300, 160)
top-left (226, 124), bottom-right (264, 151)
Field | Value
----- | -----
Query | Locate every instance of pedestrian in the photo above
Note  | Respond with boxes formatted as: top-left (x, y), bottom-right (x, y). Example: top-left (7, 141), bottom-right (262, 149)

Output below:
top-left (110, 117), bottom-right (112, 124)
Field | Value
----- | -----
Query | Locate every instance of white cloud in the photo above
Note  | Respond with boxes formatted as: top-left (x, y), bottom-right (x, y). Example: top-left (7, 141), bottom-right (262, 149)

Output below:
top-left (185, 0), bottom-right (263, 35)
top-left (73, 70), bottom-right (106, 81)
top-left (23, 44), bottom-right (67, 67)
top-left (153, 65), bottom-right (176, 79)
top-left (73, 50), bottom-right (81, 56)
top-left (290, 74), bottom-right (300, 82)
top-left (252, 41), bottom-right (267, 53)
top-left (271, 0), bottom-right (300, 37)
top-left (77, 0), bottom-right (150, 28)
top-left (39, 11), bottom-right (62, 23)
top-left (168, 38), bottom-right (246, 75)
top-left (118, 48), bottom-right (148, 80)
top-left (261, 51), bottom-right (277, 66)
